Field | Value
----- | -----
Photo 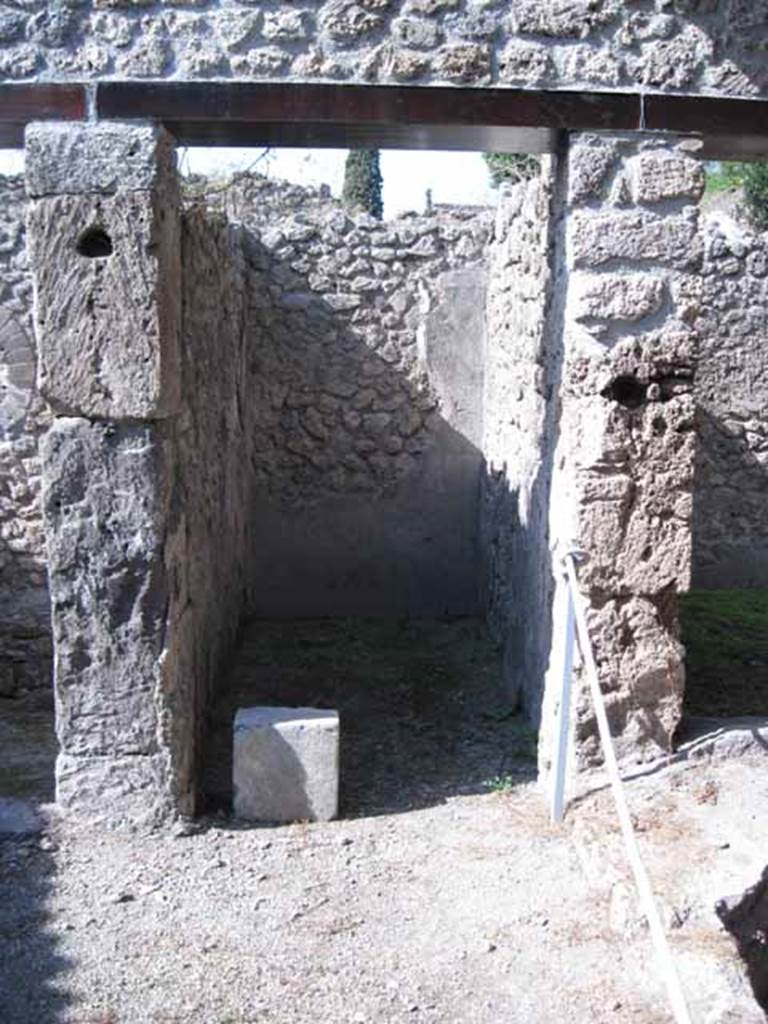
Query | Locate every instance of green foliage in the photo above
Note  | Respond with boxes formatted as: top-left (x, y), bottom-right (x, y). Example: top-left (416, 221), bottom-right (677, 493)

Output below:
top-left (484, 773), bottom-right (516, 793)
top-left (484, 152), bottom-right (540, 188)
top-left (342, 149), bottom-right (383, 219)
top-left (704, 161), bottom-right (747, 196)
top-left (743, 163), bottom-right (768, 230)
top-left (705, 160), bottom-right (768, 229)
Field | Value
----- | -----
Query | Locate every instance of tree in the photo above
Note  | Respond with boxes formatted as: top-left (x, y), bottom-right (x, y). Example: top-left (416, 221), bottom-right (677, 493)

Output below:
top-left (705, 161), bottom-right (768, 230)
top-left (342, 149), bottom-right (383, 219)
top-left (483, 153), bottom-right (540, 188)
top-left (743, 163), bottom-right (768, 230)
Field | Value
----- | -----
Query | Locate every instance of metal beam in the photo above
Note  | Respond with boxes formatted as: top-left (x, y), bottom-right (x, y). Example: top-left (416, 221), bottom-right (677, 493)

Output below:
top-left (2, 80), bottom-right (768, 157)
top-left (96, 82), bottom-right (638, 151)
top-left (0, 84), bottom-right (86, 146)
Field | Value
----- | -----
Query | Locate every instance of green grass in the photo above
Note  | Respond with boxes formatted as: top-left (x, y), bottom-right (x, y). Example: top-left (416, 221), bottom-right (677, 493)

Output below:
top-left (680, 589), bottom-right (768, 717)
top-left (484, 772), bottom-right (517, 793)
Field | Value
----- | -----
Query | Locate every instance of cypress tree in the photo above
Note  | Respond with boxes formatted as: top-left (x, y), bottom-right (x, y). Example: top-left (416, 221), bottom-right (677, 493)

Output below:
top-left (342, 149), bottom-right (383, 219)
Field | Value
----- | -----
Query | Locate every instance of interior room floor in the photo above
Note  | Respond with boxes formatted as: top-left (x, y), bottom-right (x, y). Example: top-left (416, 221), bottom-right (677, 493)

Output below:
top-left (200, 617), bottom-right (534, 817)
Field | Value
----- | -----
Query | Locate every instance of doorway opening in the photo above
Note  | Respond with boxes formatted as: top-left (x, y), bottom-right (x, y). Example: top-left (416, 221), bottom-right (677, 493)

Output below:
top-left (681, 158), bottom-right (768, 735)
top-left (184, 144), bottom-right (553, 816)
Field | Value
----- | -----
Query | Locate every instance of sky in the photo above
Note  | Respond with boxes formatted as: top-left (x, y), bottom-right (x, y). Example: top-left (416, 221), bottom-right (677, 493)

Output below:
top-left (0, 146), bottom-right (496, 219)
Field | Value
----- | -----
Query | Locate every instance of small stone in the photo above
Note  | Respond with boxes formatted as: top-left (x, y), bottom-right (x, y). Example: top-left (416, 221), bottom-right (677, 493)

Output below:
top-left (391, 16), bottom-right (442, 50)
top-left (432, 44), bottom-right (491, 84)
top-left (262, 9), bottom-right (312, 40)
top-left (171, 819), bottom-right (199, 838)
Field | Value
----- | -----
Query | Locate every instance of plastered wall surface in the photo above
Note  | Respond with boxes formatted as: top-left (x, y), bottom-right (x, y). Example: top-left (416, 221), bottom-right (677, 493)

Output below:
top-left (693, 215), bottom-right (768, 588)
top-left (1, 1), bottom-right (767, 99)
top-left (0, 174), bottom-right (51, 698)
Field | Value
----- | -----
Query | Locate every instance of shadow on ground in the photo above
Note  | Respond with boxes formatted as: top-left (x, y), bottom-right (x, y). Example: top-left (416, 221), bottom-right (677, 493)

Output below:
top-left (680, 589), bottom-right (768, 718)
top-left (0, 690), bottom-right (70, 1022)
top-left (200, 617), bottom-right (536, 819)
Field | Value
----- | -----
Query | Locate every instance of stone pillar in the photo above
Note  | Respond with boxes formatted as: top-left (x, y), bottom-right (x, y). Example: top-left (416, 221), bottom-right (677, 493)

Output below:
top-left (26, 122), bottom-right (187, 826)
top-left (540, 133), bottom-right (704, 774)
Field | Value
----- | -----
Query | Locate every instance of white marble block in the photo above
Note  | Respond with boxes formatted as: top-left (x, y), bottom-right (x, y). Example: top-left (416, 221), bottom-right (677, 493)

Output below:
top-left (233, 707), bottom-right (339, 823)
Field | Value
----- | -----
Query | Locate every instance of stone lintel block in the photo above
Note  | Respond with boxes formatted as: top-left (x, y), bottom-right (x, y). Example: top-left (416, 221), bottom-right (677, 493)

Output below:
top-left (233, 707), bottom-right (339, 823)
top-left (29, 186), bottom-right (181, 419)
top-left (571, 209), bottom-right (701, 271)
top-left (25, 121), bottom-right (177, 198)
top-left (42, 417), bottom-right (172, 759)
top-left (56, 752), bottom-right (180, 829)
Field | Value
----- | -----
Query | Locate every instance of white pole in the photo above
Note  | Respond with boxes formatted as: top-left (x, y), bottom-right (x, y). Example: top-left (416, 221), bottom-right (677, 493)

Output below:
top-left (551, 581), bottom-right (576, 824)
top-left (563, 553), bottom-right (693, 1024)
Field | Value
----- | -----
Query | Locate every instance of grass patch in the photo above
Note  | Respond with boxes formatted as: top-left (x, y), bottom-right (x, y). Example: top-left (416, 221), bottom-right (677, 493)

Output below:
top-left (484, 773), bottom-right (517, 794)
top-left (680, 589), bottom-right (768, 717)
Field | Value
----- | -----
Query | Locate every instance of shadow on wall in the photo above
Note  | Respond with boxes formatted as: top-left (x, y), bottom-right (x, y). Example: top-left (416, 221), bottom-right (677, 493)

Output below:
top-left (187, 178), bottom-right (559, 814)
top-left (228, 197), bottom-right (491, 620)
top-left (692, 406), bottom-right (768, 589)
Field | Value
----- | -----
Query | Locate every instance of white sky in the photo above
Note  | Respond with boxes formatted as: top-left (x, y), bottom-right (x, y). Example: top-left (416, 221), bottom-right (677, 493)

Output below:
top-left (0, 147), bottom-right (496, 219)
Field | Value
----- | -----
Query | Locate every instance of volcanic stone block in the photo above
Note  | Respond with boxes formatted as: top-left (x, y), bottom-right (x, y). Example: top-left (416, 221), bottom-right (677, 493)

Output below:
top-left (25, 121), bottom-right (177, 198)
top-left (233, 707), bottom-right (339, 823)
top-left (26, 121), bottom-right (181, 420)
top-left (571, 209), bottom-right (701, 270)
top-left (631, 150), bottom-right (705, 204)
top-left (42, 417), bottom-right (173, 761)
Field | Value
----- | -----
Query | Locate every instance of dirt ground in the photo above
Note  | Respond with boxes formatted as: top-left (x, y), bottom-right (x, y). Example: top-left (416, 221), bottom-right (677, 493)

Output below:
top-left (0, 619), bottom-right (766, 1024)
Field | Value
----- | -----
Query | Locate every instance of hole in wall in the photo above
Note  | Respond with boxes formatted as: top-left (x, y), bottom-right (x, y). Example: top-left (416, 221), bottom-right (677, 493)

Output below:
top-left (601, 375), bottom-right (646, 409)
top-left (76, 227), bottom-right (113, 259)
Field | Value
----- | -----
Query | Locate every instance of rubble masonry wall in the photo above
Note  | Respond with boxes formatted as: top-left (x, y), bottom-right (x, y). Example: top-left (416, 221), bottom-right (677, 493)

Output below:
top-left (1, 1), bottom-right (767, 101)
top-left (541, 134), bottom-right (702, 770)
top-left (217, 175), bottom-right (492, 617)
top-left (481, 164), bottom-right (557, 721)
top-left (693, 216), bottom-right (768, 588)
top-left (0, 174), bottom-right (51, 698)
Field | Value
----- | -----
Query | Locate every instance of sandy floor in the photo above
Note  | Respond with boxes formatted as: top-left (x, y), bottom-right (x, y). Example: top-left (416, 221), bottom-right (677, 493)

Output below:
top-left (0, 619), bottom-right (765, 1024)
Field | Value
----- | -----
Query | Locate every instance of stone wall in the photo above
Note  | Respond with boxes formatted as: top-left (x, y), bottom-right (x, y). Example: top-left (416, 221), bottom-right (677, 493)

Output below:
top-left (28, 122), bottom-right (248, 825)
top-left (216, 174), bottom-right (492, 617)
top-left (693, 214), bottom-right (768, 588)
top-left (163, 208), bottom-right (252, 808)
top-left (1, 2), bottom-right (767, 99)
top-left (0, 174), bottom-right (50, 697)
top-left (481, 164), bottom-right (557, 721)
top-left (541, 134), bottom-right (703, 771)
top-left (25, 121), bottom-right (497, 824)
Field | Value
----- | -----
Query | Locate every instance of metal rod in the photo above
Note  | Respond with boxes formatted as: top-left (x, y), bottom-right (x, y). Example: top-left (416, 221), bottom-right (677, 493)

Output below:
top-left (551, 581), bottom-right (575, 824)
top-left (563, 553), bottom-right (693, 1024)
